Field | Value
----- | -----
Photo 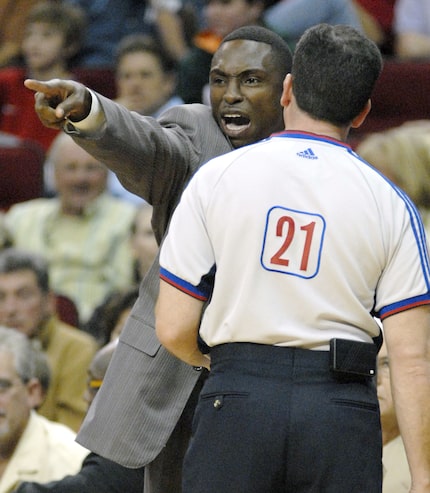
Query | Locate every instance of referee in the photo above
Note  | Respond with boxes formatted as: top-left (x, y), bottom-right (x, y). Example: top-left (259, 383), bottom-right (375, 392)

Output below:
top-left (156, 23), bottom-right (430, 493)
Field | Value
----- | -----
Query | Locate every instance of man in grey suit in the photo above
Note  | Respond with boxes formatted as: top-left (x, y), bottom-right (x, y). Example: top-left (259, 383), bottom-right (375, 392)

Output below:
top-left (24, 26), bottom-right (293, 493)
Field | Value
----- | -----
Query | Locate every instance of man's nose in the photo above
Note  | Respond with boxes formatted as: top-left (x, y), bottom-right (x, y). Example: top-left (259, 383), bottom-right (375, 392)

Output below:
top-left (71, 167), bottom-right (93, 181)
top-left (224, 79), bottom-right (243, 103)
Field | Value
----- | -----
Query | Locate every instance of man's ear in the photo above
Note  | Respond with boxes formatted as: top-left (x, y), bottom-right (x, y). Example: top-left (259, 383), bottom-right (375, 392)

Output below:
top-left (45, 291), bottom-right (57, 316)
top-left (351, 99), bottom-right (371, 129)
top-left (280, 73), bottom-right (293, 108)
top-left (26, 378), bottom-right (45, 409)
top-left (64, 42), bottom-right (80, 60)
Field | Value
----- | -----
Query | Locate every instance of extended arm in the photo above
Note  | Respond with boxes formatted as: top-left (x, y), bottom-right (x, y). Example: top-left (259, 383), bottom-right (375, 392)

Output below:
top-left (23, 78), bottom-right (190, 202)
top-left (24, 79), bottom-right (231, 233)
top-left (382, 305), bottom-right (430, 492)
top-left (155, 280), bottom-right (210, 369)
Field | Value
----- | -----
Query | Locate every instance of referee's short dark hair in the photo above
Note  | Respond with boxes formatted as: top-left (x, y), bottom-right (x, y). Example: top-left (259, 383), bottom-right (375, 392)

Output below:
top-left (292, 23), bottom-right (382, 126)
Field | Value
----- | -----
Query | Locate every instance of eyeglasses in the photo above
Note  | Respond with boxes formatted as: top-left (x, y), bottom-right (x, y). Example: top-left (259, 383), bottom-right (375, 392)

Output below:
top-left (87, 378), bottom-right (103, 394)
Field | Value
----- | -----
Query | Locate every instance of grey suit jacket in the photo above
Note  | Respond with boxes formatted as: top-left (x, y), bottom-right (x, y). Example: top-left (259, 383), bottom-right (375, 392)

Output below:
top-left (75, 96), bottom-right (233, 468)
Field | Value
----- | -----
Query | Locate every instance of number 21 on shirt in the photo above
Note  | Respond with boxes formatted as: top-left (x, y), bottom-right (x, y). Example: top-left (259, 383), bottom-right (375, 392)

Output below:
top-left (261, 206), bottom-right (325, 279)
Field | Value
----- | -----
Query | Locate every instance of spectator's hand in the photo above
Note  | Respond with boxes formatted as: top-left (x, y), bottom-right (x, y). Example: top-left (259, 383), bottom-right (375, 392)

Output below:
top-left (24, 79), bottom-right (92, 129)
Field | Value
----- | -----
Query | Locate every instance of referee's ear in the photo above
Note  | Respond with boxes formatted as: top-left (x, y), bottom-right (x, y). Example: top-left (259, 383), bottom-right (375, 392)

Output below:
top-left (280, 73), bottom-right (293, 109)
top-left (351, 99), bottom-right (372, 129)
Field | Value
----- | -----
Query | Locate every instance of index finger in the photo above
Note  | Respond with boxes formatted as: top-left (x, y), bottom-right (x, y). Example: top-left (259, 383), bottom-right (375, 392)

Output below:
top-left (25, 78), bottom-right (68, 96)
top-left (24, 78), bottom-right (51, 94)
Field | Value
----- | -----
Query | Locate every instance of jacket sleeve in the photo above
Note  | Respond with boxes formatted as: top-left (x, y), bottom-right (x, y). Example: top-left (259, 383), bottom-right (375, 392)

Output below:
top-left (69, 98), bottom-right (232, 243)
top-left (69, 98), bottom-right (217, 205)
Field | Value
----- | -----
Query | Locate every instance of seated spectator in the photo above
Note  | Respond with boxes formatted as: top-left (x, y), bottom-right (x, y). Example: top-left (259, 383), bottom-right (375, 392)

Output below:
top-left (13, 340), bottom-right (145, 493)
top-left (394, 0), bottom-right (430, 59)
top-left (5, 133), bottom-right (137, 324)
top-left (63, 0), bottom-right (189, 67)
top-left (108, 34), bottom-right (184, 204)
top-left (0, 0), bottom-right (41, 68)
top-left (0, 2), bottom-right (87, 151)
top-left (177, 0), bottom-right (269, 104)
top-left (0, 326), bottom-right (89, 493)
top-left (114, 34), bottom-right (183, 116)
top-left (0, 248), bottom-right (98, 432)
top-left (84, 339), bottom-right (119, 404)
top-left (129, 203), bottom-right (159, 282)
top-left (84, 285), bottom-right (140, 345)
top-left (377, 338), bottom-right (411, 492)
top-left (263, 0), bottom-right (363, 51)
top-left (356, 121), bottom-right (430, 234)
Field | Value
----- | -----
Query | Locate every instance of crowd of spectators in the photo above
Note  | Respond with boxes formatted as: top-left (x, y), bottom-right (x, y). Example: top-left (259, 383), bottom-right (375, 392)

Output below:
top-left (0, 0), bottom-right (430, 491)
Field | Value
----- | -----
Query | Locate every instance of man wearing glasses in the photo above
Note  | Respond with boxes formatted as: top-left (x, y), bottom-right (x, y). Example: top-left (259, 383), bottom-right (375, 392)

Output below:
top-left (0, 326), bottom-right (88, 493)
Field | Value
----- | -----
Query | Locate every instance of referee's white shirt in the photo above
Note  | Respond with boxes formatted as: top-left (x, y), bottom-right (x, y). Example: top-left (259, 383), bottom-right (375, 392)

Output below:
top-left (160, 131), bottom-right (430, 350)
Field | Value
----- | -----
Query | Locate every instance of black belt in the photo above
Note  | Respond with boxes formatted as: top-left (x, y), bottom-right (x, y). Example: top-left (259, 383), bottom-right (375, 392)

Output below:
top-left (204, 339), bottom-right (377, 379)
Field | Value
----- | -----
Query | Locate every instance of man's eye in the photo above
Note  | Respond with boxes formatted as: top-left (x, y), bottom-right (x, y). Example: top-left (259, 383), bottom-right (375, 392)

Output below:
top-left (18, 289), bottom-right (36, 300)
top-left (0, 379), bottom-right (13, 392)
top-left (211, 77), bottom-right (225, 85)
top-left (245, 77), bottom-right (260, 85)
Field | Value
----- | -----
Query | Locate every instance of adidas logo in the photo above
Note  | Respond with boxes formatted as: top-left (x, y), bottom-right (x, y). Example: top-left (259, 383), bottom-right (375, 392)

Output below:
top-left (297, 148), bottom-right (318, 159)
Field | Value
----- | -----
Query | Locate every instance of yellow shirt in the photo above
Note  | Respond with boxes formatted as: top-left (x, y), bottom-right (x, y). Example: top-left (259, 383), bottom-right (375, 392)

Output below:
top-left (5, 193), bottom-right (136, 322)
top-left (0, 411), bottom-right (89, 493)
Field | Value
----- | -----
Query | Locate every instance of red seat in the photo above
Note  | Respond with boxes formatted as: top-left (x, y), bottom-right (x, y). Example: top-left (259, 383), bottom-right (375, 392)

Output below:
top-left (74, 67), bottom-right (117, 99)
top-left (349, 59), bottom-right (430, 146)
top-left (55, 292), bottom-right (80, 328)
top-left (0, 132), bottom-right (45, 210)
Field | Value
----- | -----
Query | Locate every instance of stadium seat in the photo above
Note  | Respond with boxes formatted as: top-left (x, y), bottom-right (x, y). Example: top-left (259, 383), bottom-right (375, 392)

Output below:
top-left (0, 132), bottom-right (45, 210)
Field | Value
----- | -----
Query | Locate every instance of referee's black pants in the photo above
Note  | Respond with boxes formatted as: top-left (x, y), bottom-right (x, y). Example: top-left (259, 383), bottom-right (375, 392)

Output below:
top-left (182, 342), bottom-right (382, 493)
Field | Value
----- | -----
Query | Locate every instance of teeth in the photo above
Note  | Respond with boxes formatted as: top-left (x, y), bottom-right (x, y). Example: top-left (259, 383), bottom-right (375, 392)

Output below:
top-left (226, 122), bottom-right (248, 130)
top-left (224, 115), bottom-right (250, 126)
